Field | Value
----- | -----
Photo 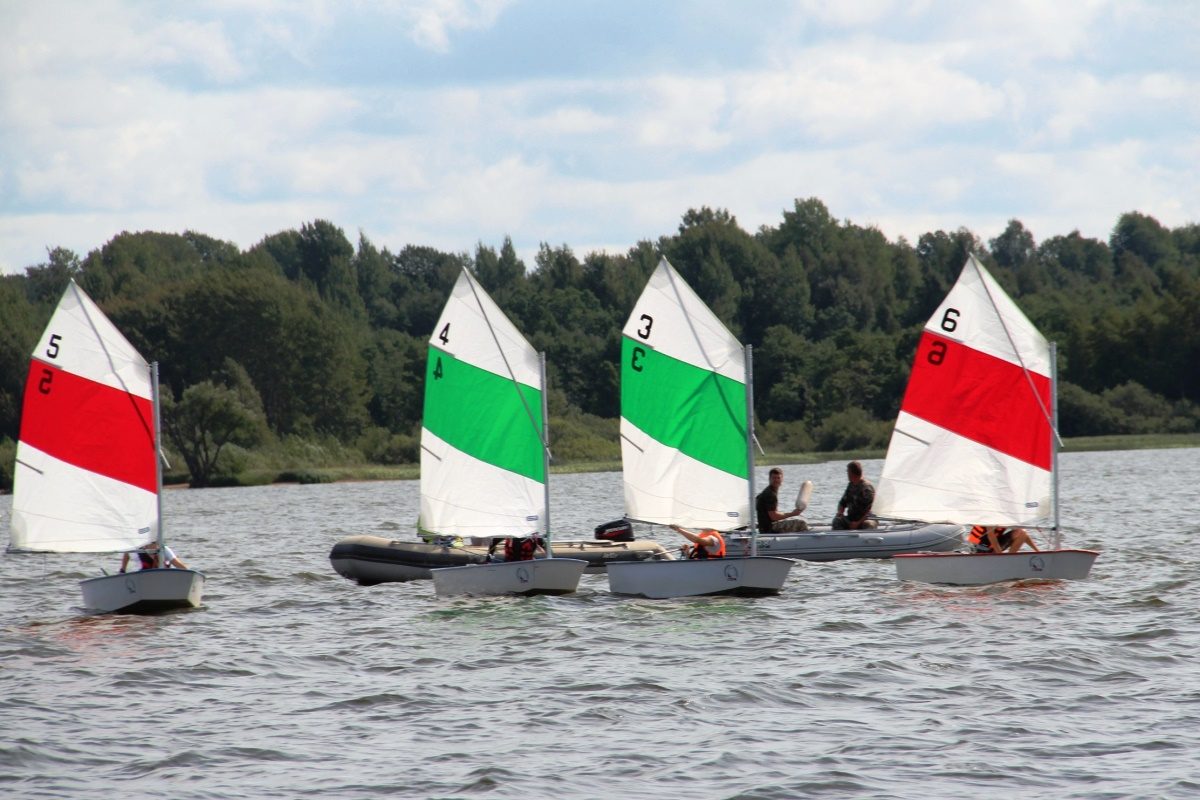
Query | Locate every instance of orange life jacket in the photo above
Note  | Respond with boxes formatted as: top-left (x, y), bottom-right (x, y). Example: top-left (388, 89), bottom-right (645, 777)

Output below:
top-left (969, 525), bottom-right (1008, 550)
top-left (688, 529), bottom-right (725, 560)
top-left (504, 536), bottom-right (540, 562)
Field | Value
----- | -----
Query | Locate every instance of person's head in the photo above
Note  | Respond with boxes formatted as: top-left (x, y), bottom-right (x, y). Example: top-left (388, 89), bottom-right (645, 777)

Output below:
top-left (769, 467), bottom-right (783, 488)
top-left (847, 461), bottom-right (863, 482)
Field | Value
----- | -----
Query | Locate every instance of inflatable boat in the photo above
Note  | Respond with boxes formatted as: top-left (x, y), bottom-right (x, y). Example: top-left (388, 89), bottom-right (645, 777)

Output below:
top-left (329, 521), bottom-right (672, 586)
top-left (723, 521), bottom-right (964, 561)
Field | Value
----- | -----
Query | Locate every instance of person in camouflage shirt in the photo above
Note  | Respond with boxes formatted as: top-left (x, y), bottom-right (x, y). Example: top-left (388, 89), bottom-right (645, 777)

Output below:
top-left (833, 460), bottom-right (876, 530)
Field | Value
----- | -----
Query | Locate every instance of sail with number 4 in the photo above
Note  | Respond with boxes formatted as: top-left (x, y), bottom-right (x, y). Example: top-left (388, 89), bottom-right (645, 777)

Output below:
top-left (874, 254), bottom-right (1054, 527)
top-left (620, 258), bottom-right (750, 530)
top-left (10, 280), bottom-right (158, 554)
top-left (419, 269), bottom-right (546, 539)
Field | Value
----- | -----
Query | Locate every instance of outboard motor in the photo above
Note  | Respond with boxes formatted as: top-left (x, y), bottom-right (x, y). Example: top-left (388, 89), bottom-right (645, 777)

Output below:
top-left (594, 519), bottom-right (634, 542)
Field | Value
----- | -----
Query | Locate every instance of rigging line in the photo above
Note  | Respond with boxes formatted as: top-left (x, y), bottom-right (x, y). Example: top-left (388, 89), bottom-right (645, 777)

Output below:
top-left (969, 255), bottom-right (1063, 447)
top-left (660, 261), bottom-right (748, 443)
top-left (69, 281), bottom-right (157, 449)
top-left (459, 268), bottom-right (550, 453)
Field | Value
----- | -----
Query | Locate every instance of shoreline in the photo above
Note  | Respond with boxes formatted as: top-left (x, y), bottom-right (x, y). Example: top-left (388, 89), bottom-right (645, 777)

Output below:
top-left (153, 432), bottom-right (1200, 489)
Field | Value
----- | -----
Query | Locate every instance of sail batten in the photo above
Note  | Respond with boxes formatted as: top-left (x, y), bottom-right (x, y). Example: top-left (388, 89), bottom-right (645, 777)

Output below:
top-left (875, 255), bottom-right (1054, 526)
top-left (419, 270), bottom-right (547, 538)
top-left (621, 259), bottom-right (749, 531)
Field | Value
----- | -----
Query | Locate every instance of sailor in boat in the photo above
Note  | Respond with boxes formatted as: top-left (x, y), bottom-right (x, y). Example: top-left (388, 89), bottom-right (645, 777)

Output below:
top-left (968, 525), bottom-right (1040, 554)
top-left (756, 467), bottom-right (809, 532)
top-left (832, 460), bottom-right (877, 530)
top-left (486, 535), bottom-right (546, 562)
top-left (119, 541), bottom-right (189, 572)
top-left (668, 525), bottom-right (725, 559)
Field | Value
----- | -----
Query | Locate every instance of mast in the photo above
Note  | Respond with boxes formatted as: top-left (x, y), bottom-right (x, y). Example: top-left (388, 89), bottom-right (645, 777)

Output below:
top-left (745, 345), bottom-right (758, 557)
top-left (1051, 342), bottom-right (1061, 549)
top-left (152, 361), bottom-right (165, 552)
top-left (540, 351), bottom-right (553, 558)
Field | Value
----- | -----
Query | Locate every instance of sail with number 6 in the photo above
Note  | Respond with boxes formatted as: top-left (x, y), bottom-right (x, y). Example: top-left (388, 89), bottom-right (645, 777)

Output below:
top-left (874, 254), bottom-right (1054, 526)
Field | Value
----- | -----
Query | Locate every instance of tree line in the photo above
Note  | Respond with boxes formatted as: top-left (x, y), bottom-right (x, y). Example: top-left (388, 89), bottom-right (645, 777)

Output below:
top-left (2, 198), bottom-right (1198, 488)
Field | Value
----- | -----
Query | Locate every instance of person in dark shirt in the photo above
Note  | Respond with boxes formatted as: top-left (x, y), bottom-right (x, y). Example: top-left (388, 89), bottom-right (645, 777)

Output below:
top-left (755, 467), bottom-right (808, 532)
top-left (833, 460), bottom-right (876, 530)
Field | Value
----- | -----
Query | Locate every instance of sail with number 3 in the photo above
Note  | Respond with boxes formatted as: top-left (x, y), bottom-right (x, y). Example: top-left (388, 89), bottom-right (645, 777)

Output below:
top-left (619, 258), bottom-right (750, 530)
top-left (606, 257), bottom-right (792, 598)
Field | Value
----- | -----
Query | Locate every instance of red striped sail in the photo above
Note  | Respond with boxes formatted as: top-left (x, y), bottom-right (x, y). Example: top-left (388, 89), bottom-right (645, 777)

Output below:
top-left (20, 360), bottom-right (157, 493)
top-left (873, 255), bottom-right (1055, 526)
top-left (901, 332), bottom-right (1052, 471)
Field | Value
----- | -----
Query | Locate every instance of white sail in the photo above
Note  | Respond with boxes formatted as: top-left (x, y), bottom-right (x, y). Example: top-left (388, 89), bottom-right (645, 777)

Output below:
top-left (10, 281), bottom-right (158, 553)
top-left (419, 269), bottom-right (547, 538)
top-left (875, 254), bottom-right (1054, 526)
top-left (620, 258), bottom-right (750, 530)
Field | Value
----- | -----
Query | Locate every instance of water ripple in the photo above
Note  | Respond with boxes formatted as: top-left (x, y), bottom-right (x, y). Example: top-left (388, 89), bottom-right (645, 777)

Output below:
top-left (2, 452), bottom-right (1199, 798)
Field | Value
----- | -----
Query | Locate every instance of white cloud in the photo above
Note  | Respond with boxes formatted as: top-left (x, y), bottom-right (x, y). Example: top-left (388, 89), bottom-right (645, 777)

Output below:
top-left (386, 0), bottom-right (515, 53)
top-left (1, 0), bottom-right (1198, 275)
top-left (732, 41), bottom-right (1006, 143)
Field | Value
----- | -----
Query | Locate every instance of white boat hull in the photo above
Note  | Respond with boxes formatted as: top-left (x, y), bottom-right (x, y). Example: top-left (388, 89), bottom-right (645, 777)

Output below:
top-left (894, 549), bottom-right (1099, 586)
top-left (606, 557), bottom-right (794, 599)
top-left (431, 558), bottom-right (587, 597)
top-left (724, 522), bottom-right (963, 561)
top-left (79, 568), bottom-right (205, 613)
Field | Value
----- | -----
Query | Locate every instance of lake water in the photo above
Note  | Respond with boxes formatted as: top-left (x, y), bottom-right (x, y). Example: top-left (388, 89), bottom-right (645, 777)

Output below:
top-left (2, 449), bottom-right (1198, 799)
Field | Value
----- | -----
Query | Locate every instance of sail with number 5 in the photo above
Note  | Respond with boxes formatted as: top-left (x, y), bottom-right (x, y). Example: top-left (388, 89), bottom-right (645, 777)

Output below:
top-left (874, 254), bottom-right (1053, 526)
top-left (420, 269), bottom-right (547, 539)
top-left (9, 279), bottom-right (205, 612)
top-left (619, 258), bottom-right (750, 530)
top-left (11, 281), bottom-right (158, 553)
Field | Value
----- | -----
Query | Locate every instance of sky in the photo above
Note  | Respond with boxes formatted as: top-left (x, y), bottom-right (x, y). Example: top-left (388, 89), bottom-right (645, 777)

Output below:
top-left (1, 0), bottom-right (1197, 274)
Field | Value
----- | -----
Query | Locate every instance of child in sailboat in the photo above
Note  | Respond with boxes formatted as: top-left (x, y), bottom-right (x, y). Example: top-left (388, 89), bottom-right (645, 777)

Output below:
top-left (968, 526), bottom-right (1040, 554)
top-left (485, 535), bottom-right (547, 562)
top-left (669, 525), bottom-right (725, 559)
top-left (119, 542), bottom-right (188, 572)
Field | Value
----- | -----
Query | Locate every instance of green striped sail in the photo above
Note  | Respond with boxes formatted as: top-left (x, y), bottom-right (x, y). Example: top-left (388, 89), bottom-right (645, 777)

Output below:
top-left (419, 269), bottom-right (546, 537)
top-left (620, 258), bottom-right (750, 529)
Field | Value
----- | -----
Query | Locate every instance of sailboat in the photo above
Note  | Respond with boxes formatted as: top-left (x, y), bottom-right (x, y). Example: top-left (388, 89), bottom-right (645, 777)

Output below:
top-left (417, 268), bottom-right (587, 597)
top-left (605, 258), bottom-right (794, 598)
top-left (8, 280), bottom-right (205, 613)
top-left (876, 254), bottom-right (1099, 585)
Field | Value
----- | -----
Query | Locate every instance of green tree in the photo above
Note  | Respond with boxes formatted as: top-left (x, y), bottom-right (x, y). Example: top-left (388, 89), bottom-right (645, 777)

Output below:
top-left (163, 268), bottom-right (369, 437)
top-left (0, 276), bottom-right (39, 440)
top-left (163, 379), bottom-right (267, 487)
top-left (23, 247), bottom-right (81, 304)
